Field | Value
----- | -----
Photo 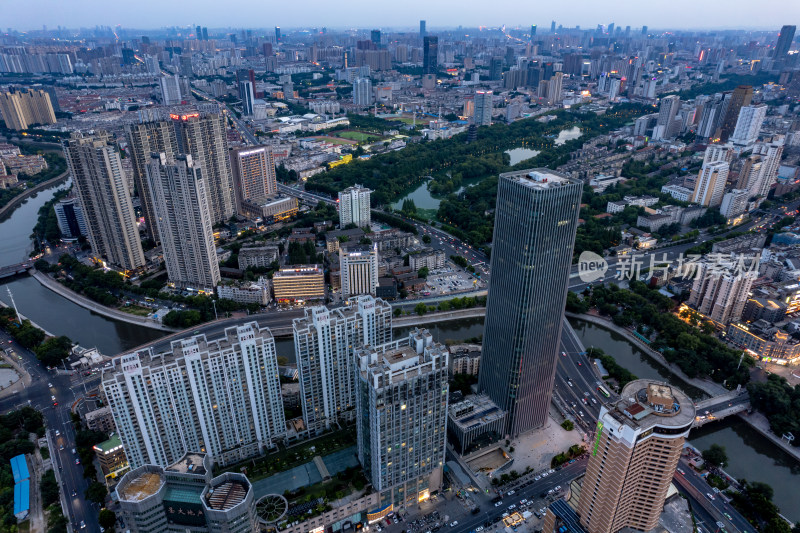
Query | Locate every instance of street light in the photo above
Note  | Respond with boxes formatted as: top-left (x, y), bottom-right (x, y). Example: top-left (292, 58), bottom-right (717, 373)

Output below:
top-left (212, 300), bottom-right (218, 320)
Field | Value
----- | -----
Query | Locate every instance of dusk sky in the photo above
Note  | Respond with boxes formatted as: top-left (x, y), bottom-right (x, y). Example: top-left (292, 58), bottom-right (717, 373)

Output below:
top-left (5, 0), bottom-right (800, 32)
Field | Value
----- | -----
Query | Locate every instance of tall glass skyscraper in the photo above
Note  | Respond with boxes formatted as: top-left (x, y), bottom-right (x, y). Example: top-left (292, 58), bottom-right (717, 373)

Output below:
top-left (478, 169), bottom-right (582, 437)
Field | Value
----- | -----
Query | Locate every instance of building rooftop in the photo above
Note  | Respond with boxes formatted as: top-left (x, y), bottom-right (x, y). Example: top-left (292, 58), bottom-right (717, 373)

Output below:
top-left (205, 479), bottom-right (249, 510)
top-left (166, 452), bottom-right (207, 475)
top-left (274, 265), bottom-right (323, 278)
top-left (610, 380), bottom-right (696, 431)
top-left (501, 168), bottom-right (580, 190)
top-left (118, 471), bottom-right (164, 501)
top-left (449, 395), bottom-right (505, 431)
top-left (93, 434), bottom-right (123, 454)
top-left (548, 499), bottom-right (588, 533)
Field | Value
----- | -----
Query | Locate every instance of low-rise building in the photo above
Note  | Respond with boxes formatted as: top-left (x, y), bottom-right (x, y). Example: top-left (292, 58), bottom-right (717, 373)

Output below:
top-left (93, 433), bottom-right (128, 477)
top-left (217, 278), bottom-right (271, 306)
top-left (238, 246), bottom-right (279, 270)
top-left (660, 184), bottom-right (693, 202)
top-left (272, 265), bottom-right (325, 303)
top-left (408, 248), bottom-right (446, 271)
top-left (84, 406), bottom-right (116, 433)
top-left (240, 195), bottom-right (298, 223)
top-left (447, 394), bottom-right (506, 454)
top-left (449, 344), bottom-right (481, 375)
top-left (727, 321), bottom-right (800, 365)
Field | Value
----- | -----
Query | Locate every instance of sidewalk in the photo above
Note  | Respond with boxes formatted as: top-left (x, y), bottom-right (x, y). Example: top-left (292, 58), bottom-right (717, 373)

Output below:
top-left (31, 270), bottom-right (179, 332)
top-left (738, 410), bottom-right (800, 463)
top-left (565, 311), bottom-right (728, 397)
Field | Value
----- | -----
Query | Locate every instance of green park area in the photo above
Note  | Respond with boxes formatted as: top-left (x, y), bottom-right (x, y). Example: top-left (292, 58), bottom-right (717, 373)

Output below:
top-left (335, 130), bottom-right (383, 143)
top-left (313, 136), bottom-right (355, 145)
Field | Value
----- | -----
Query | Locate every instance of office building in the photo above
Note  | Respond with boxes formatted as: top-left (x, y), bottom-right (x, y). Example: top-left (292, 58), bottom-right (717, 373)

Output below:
top-left (774, 25), bottom-right (797, 59)
top-left (447, 395), bottom-right (506, 454)
top-left (54, 196), bottom-right (88, 240)
top-left (63, 133), bottom-right (145, 271)
top-left (478, 169), bottom-right (582, 436)
top-left (353, 78), bottom-right (372, 106)
top-left (419, 20), bottom-right (426, 38)
top-left (103, 323), bottom-right (286, 469)
top-left (688, 257), bottom-right (757, 324)
top-left (691, 161), bottom-right (729, 207)
top-left (145, 153), bottom-right (220, 291)
top-left (116, 452), bottom-right (257, 533)
top-left (474, 90), bottom-right (493, 126)
top-left (730, 104), bottom-right (767, 147)
top-left (718, 86), bottom-right (753, 142)
top-left (371, 29), bottom-right (381, 48)
top-left (238, 80), bottom-right (255, 115)
top-left (229, 146), bottom-right (277, 214)
top-left (340, 245), bottom-right (379, 298)
top-left (577, 381), bottom-right (694, 533)
top-left (159, 74), bottom-right (183, 105)
top-left (93, 434), bottom-right (127, 477)
top-left (294, 296), bottom-right (392, 432)
top-left (652, 95), bottom-right (680, 140)
top-left (355, 328), bottom-right (448, 507)
top-left (127, 112), bottom-right (237, 237)
top-left (272, 265), bottom-right (325, 302)
top-left (338, 184), bottom-right (372, 227)
top-left (423, 36), bottom-right (438, 75)
top-left (0, 88), bottom-right (56, 130)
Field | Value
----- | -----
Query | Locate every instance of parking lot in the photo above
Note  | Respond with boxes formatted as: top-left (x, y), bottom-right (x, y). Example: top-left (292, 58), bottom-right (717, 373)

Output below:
top-left (423, 267), bottom-right (483, 296)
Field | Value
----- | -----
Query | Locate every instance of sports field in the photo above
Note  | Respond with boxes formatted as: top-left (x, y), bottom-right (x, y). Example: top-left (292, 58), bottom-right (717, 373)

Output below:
top-left (336, 130), bottom-right (382, 142)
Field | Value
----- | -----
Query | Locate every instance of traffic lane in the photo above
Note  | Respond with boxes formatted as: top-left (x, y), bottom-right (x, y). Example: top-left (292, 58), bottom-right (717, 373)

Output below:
top-left (677, 463), bottom-right (750, 533)
top-left (453, 463), bottom-right (587, 533)
top-left (674, 481), bottom-right (724, 533)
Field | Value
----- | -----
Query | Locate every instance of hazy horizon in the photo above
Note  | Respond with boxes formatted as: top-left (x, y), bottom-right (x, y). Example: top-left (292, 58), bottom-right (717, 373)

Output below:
top-left (5, 0), bottom-right (799, 34)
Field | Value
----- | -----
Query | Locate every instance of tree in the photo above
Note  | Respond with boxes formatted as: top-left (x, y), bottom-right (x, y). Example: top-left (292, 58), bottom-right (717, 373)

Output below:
top-left (422, 234), bottom-right (432, 244)
top-left (561, 420), bottom-right (574, 431)
top-left (99, 509), bottom-right (117, 530)
top-left (702, 444), bottom-right (728, 468)
top-left (418, 266), bottom-right (429, 279)
top-left (414, 303), bottom-right (428, 316)
top-left (85, 481), bottom-right (108, 504)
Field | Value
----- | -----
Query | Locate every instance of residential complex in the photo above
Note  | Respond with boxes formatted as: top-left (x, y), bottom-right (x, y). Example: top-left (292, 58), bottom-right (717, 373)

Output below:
top-left (478, 169), bottom-right (582, 436)
top-left (687, 256), bottom-right (757, 324)
top-left (63, 132), bottom-right (146, 271)
top-left (294, 295), bottom-right (392, 432)
top-left (145, 153), bottom-right (220, 291)
top-left (0, 87), bottom-right (56, 130)
top-left (103, 323), bottom-right (286, 469)
top-left (53, 196), bottom-right (88, 240)
top-left (355, 328), bottom-right (449, 508)
top-left (340, 245), bottom-right (380, 297)
top-left (577, 381), bottom-right (694, 533)
top-left (229, 145), bottom-right (278, 214)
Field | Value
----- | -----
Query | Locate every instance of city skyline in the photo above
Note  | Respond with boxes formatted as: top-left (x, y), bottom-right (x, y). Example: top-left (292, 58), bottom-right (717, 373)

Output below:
top-left (4, 1), bottom-right (799, 32)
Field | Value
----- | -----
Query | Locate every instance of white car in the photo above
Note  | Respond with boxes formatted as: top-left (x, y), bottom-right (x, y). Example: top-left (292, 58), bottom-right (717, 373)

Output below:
top-left (450, 522), bottom-right (458, 528)
top-left (534, 476), bottom-right (541, 480)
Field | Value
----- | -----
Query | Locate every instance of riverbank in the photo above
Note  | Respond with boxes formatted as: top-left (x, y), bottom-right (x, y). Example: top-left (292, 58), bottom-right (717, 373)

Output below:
top-left (30, 270), bottom-right (180, 333)
top-left (565, 311), bottom-right (728, 397)
top-left (738, 411), bottom-right (800, 463)
top-left (0, 171), bottom-right (69, 220)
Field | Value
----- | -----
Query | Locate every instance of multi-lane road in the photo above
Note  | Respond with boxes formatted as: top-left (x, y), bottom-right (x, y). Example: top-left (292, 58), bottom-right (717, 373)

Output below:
top-left (0, 331), bottom-right (98, 532)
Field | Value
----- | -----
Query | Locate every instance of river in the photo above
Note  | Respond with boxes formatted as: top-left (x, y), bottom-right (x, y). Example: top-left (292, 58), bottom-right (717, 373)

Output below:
top-left (0, 183), bottom-right (165, 355)
top-left (2, 183), bottom-right (798, 520)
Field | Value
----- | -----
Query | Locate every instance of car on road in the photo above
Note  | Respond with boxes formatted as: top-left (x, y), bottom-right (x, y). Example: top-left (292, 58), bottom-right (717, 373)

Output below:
top-left (71, 491), bottom-right (76, 497)
top-left (707, 493), bottom-right (715, 500)
top-left (555, 486), bottom-right (561, 491)
top-left (450, 522), bottom-right (458, 528)
top-left (54, 430), bottom-right (60, 436)
top-left (48, 382), bottom-right (53, 388)
top-left (494, 502), bottom-right (502, 507)
top-left (534, 476), bottom-right (541, 480)
top-left (75, 458), bottom-right (80, 465)
top-left (724, 513), bottom-right (732, 520)
top-left (80, 521), bottom-right (85, 529)
top-left (59, 445), bottom-right (64, 450)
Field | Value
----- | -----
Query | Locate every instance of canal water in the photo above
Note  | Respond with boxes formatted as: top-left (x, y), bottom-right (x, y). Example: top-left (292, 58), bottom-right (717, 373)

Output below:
top-left (0, 183), bottom-right (165, 355)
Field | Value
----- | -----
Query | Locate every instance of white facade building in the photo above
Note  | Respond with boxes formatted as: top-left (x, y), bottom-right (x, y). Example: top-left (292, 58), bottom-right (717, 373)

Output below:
top-left (661, 184), bottom-right (693, 202)
top-left (159, 74), bottom-right (183, 105)
top-left (692, 161), bottom-right (729, 207)
top-left (355, 328), bottom-right (449, 507)
top-left (338, 184), bottom-right (372, 227)
top-left (720, 189), bottom-right (750, 220)
top-left (216, 278), bottom-right (271, 305)
top-left (688, 257), bottom-right (758, 324)
top-left (730, 104), bottom-right (767, 148)
top-left (340, 245), bottom-right (379, 298)
top-left (294, 296), bottom-right (392, 432)
top-left (102, 323), bottom-right (286, 469)
top-left (353, 78), bottom-right (373, 106)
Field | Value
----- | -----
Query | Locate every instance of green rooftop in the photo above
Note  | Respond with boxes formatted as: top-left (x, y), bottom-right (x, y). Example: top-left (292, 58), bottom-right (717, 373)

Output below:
top-left (93, 434), bottom-right (123, 454)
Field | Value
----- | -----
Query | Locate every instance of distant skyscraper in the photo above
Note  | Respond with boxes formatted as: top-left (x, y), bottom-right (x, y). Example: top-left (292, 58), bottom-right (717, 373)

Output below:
top-left (652, 95), bottom-right (680, 140)
top-left (478, 169), bottom-right (582, 437)
top-left (63, 132), bottom-right (145, 271)
top-left (145, 153), bottom-right (220, 291)
top-left (275, 26), bottom-right (281, 42)
top-left (730, 104), bottom-right (767, 147)
top-left (355, 328), bottom-right (448, 506)
top-left (371, 29), bottom-right (381, 48)
top-left (774, 25), bottom-right (796, 59)
top-left (340, 245), bottom-right (379, 298)
top-left (127, 112), bottom-right (237, 236)
top-left (423, 36), bottom-right (438, 75)
top-left (229, 145), bottom-right (277, 213)
top-left (531, 25), bottom-right (537, 37)
top-left (489, 57), bottom-right (503, 81)
top-left (692, 161), bottom-right (729, 207)
top-left (104, 323), bottom-right (285, 468)
top-left (577, 381), bottom-right (695, 533)
top-left (0, 88), bottom-right (56, 130)
top-left (550, 20), bottom-right (556, 33)
top-left (294, 296), bottom-right (392, 432)
top-left (353, 77), bottom-right (373, 106)
top-left (239, 80), bottom-right (255, 115)
top-left (202, 27), bottom-right (208, 41)
top-left (338, 184), bottom-right (372, 227)
top-left (420, 20), bottom-right (426, 38)
top-left (641, 25), bottom-right (648, 35)
top-left (547, 72), bottom-right (564, 105)
top-left (718, 85), bottom-right (753, 142)
top-left (158, 74), bottom-right (183, 105)
top-left (474, 90), bottom-right (493, 126)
